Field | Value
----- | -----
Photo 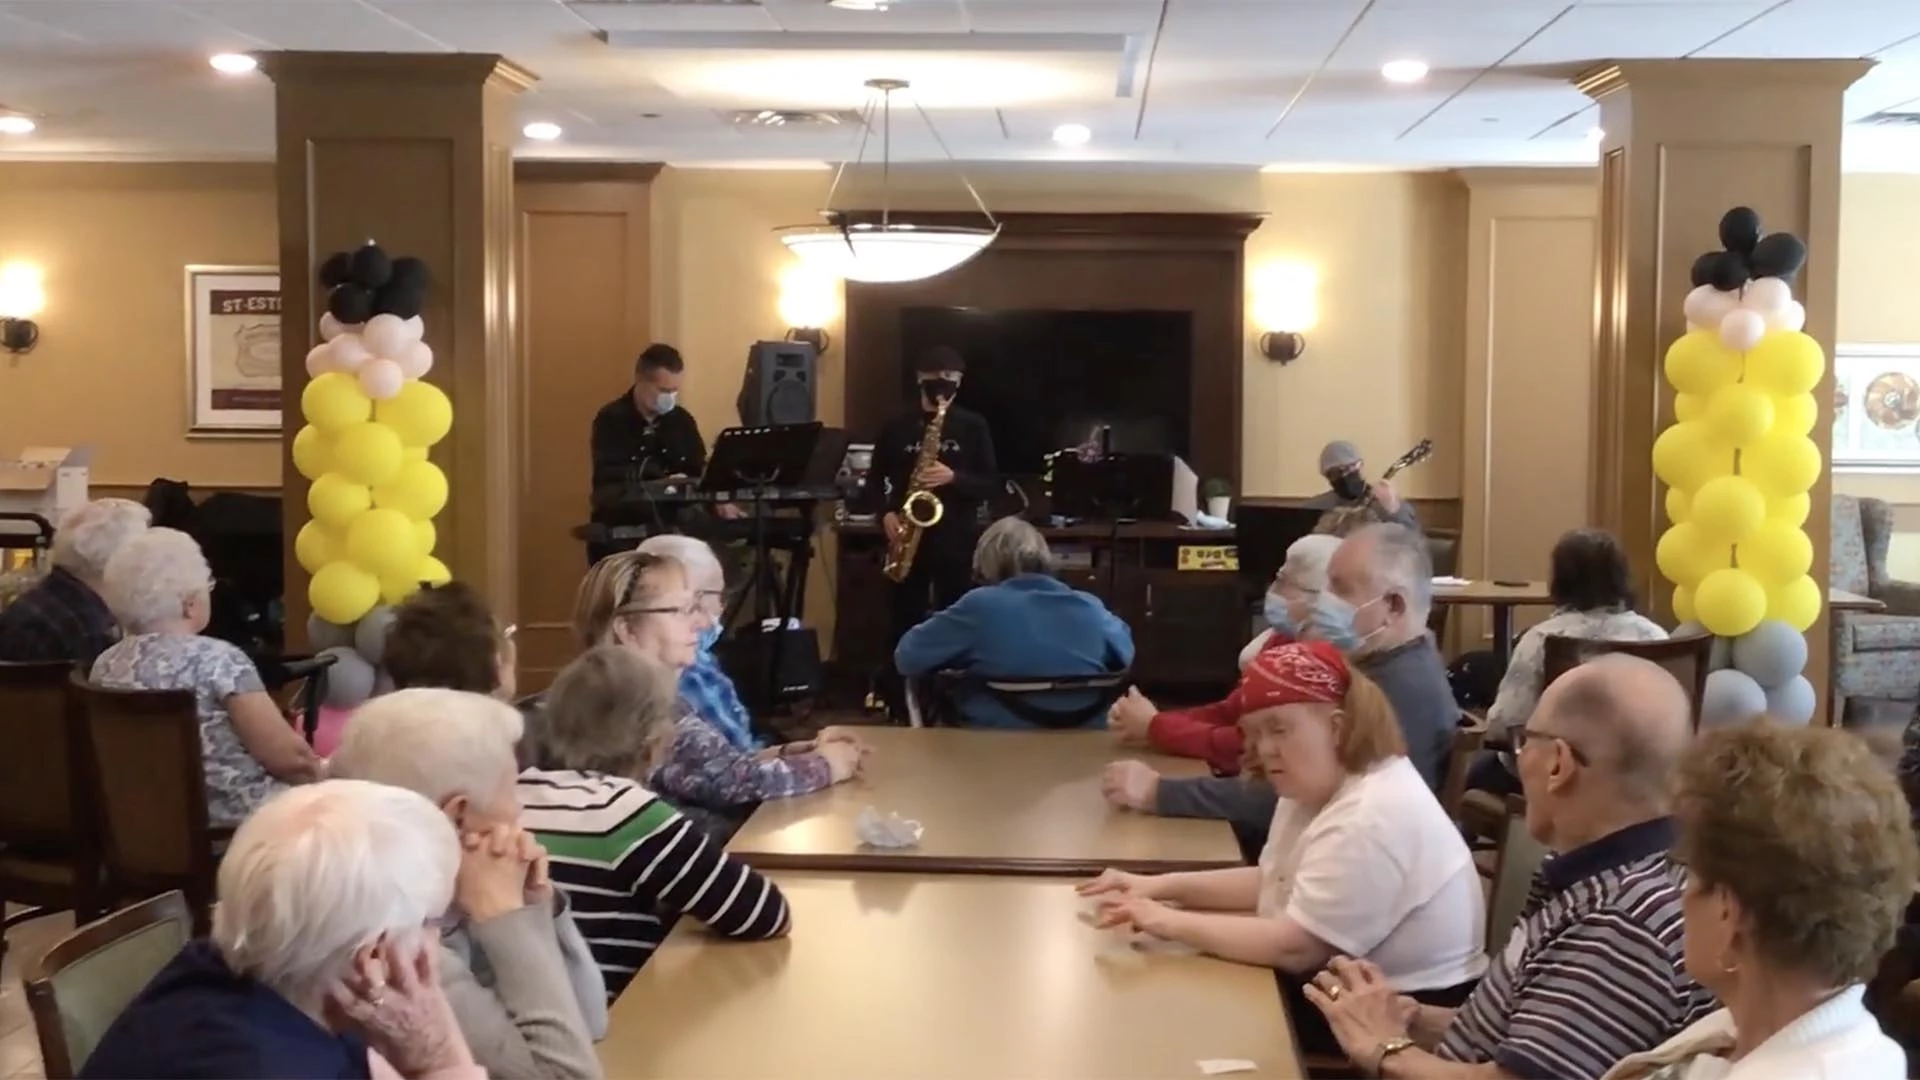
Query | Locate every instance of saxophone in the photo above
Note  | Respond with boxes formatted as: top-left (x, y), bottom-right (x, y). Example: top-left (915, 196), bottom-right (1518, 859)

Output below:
top-left (883, 395), bottom-right (953, 583)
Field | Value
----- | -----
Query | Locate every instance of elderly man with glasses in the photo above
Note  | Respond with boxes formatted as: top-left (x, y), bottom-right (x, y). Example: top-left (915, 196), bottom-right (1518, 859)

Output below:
top-left (1305, 654), bottom-right (1714, 1080)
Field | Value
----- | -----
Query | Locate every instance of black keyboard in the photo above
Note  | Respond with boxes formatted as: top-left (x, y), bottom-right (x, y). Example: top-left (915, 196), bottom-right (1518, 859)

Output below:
top-left (590, 482), bottom-right (842, 512)
top-left (576, 516), bottom-right (817, 547)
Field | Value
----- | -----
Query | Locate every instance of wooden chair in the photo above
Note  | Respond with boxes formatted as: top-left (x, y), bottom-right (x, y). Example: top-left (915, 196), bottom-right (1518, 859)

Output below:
top-left (24, 890), bottom-right (193, 1079)
top-left (1438, 712), bottom-right (1488, 820)
top-left (69, 673), bottom-right (224, 934)
top-left (0, 661), bottom-right (105, 971)
top-left (1485, 795), bottom-right (1548, 954)
top-left (1540, 632), bottom-right (1714, 728)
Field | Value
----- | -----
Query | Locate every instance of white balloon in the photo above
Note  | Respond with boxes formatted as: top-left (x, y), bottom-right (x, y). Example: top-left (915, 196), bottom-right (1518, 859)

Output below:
top-left (398, 339), bottom-right (434, 379)
top-left (304, 343), bottom-right (335, 378)
top-left (318, 312), bottom-right (345, 342)
top-left (328, 333), bottom-right (371, 373)
top-left (401, 315), bottom-right (426, 343)
top-left (362, 313), bottom-right (410, 360)
top-left (1719, 308), bottom-right (1767, 353)
top-left (1740, 277), bottom-right (1791, 316)
top-left (358, 358), bottom-right (406, 401)
top-left (1767, 299), bottom-right (1806, 333)
top-left (1683, 285), bottom-right (1737, 329)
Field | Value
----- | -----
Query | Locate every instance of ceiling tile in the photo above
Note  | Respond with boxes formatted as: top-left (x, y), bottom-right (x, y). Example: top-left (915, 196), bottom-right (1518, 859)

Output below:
top-left (186, 1), bottom-right (444, 52)
top-left (1693, 0), bottom-right (1920, 57)
top-left (565, 1), bottom-right (781, 33)
top-left (759, 0), bottom-right (965, 33)
top-left (1505, 2), bottom-right (1772, 65)
top-left (360, 1), bottom-right (597, 53)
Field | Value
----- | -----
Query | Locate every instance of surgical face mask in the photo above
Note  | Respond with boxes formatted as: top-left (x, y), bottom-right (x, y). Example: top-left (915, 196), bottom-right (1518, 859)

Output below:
top-left (1309, 590), bottom-right (1386, 653)
top-left (1263, 592), bottom-right (1300, 636)
top-left (1330, 470), bottom-right (1367, 501)
top-left (697, 624), bottom-right (721, 652)
top-left (652, 390), bottom-right (679, 415)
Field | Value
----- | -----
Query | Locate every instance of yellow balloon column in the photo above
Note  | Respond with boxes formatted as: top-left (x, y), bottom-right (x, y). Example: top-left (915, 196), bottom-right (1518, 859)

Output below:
top-left (292, 243), bottom-right (454, 629)
top-left (1655, 207), bottom-right (1822, 725)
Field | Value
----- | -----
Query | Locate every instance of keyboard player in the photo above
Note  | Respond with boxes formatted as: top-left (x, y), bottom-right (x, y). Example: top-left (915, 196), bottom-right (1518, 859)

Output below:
top-left (591, 343), bottom-right (710, 488)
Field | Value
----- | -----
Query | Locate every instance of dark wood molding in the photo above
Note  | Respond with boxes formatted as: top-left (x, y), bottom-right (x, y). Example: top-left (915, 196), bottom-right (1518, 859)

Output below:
top-left (514, 161), bottom-right (664, 184)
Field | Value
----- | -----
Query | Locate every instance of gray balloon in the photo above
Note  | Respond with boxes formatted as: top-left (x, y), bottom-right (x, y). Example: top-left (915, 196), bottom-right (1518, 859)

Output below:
top-left (373, 670), bottom-right (396, 698)
top-left (1672, 622), bottom-right (1731, 671)
top-left (319, 647), bottom-right (379, 709)
top-left (354, 605), bottom-right (398, 667)
top-left (1730, 619), bottom-right (1808, 689)
top-left (306, 613), bottom-right (353, 652)
top-left (1763, 675), bottom-right (1816, 725)
top-left (1700, 669), bottom-right (1768, 730)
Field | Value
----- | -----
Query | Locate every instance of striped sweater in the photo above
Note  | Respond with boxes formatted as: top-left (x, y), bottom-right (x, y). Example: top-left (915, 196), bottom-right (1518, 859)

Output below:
top-left (517, 768), bottom-right (791, 998)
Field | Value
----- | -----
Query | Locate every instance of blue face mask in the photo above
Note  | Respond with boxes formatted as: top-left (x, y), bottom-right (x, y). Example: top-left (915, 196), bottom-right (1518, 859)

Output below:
top-left (653, 390), bottom-right (679, 415)
top-left (698, 624), bottom-right (721, 652)
top-left (1263, 593), bottom-right (1299, 636)
top-left (1309, 590), bottom-right (1385, 653)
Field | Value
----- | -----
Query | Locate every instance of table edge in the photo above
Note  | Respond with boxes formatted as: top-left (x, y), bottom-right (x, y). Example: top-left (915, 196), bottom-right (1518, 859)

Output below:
top-left (735, 852), bottom-right (1245, 876)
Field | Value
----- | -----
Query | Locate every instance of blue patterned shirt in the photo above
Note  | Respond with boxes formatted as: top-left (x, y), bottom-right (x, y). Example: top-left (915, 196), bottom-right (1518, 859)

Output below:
top-left (680, 646), bottom-right (761, 752)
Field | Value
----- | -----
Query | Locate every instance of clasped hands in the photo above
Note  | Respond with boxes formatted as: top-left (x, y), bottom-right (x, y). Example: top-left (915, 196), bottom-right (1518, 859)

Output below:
top-left (454, 823), bottom-right (552, 923)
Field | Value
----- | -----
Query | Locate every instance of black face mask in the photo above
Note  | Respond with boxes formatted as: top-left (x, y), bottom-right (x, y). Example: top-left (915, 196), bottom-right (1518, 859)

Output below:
top-left (919, 377), bottom-right (958, 406)
top-left (1331, 471), bottom-right (1368, 500)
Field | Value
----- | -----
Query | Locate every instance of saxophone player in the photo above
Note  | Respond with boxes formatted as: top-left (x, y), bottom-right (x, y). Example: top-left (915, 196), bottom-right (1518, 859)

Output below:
top-left (860, 346), bottom-right (999, 716)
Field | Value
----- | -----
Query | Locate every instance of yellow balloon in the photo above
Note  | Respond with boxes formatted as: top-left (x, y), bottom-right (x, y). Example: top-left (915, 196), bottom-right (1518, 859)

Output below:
top-left (375, 380), bottom-right (454, 449)
top-left (1766, 492), bottom-right (1811, 526)
top-left (1695, 567), bottom-right (1768, 637)
top-left (380, 572), bottom-right (422, 606)
top-left (1651, 422), bottom-right (1734, 493)
top-left (417, 555), bottom-right (452, 587)
top-left (1673, 585), bottom-right (1696, 624)
top-left (301, 372), bottom-right (373, 435)
top-left (1735, 520), bottom-right (1814, 587)
top-left (378, 556), bottom-right (453, 606)
top-left (1766, 575), bottom-right (1823, 633)
top-left (330, 422), bottom-right (405, 488)
top-left (1655, 523), bottom-right (1731, 588)
top-left (344, 507), bottom-right (421, 577)
top-left (294, 521), bottom-right (340, 575)
top-left (373, 460), bottom-right (449, 521)
top-left (1703, 383), bottom-right (1775, 448)
top-left (1741, 431), bottom-right (1822, 497)
top-left (1745, 330), bottom-right (1825, 396)
top-left (1689, 475), bottom-right (1766, 544)
top-left (307, 473), bottom-right (372, 530)
top-left (404, 446), bottom-right (430, 463)
top-left (1674, 393), bottom-right (1704, 423)
top-left (309, 561), bottom-right (381, 625)
top-left (292, 425), bottom-right (332, 482)
top-left (1663, 331), bottom-right (1742, 396)
top-left (1771, 393), bottom-right (1817, 438)
top-left (413, 518), bottom-right (437, 557)
top-left (1665, 486), bottom-right (1691, 525)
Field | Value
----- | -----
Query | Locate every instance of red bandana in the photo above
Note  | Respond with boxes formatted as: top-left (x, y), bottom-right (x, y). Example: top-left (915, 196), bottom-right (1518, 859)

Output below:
top-left (1229, 639), bottom-right (1350, 719)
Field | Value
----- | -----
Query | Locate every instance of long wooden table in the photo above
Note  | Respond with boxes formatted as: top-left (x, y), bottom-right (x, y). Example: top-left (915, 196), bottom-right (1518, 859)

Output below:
top-left (727, 728), bottom-right (1244, 875)
top-left (1432, 579), bottom-right (1556, 665)
top-left (598, 871), bottom-right (1301, 1080)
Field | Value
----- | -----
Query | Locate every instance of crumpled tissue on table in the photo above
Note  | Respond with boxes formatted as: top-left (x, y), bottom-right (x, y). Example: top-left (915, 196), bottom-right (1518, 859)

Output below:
top-left (855, 806), bottom-right (923, 849)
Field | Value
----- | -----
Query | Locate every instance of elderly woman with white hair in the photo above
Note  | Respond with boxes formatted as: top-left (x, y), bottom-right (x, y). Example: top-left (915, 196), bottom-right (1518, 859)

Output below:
top-left (894, 515), bottom-right (1133, 729)
top-left (635, 533), bottom-right (759, 751)
top-left (1109, 533), bottom-right (1340, 773)
top-left (89, 527), bottom-right (323, 826)
top-left (331, 688), bottom-right (607, 1080)
top-left (0, 496), bottom-right (148, 664)
top-left (81, 780), bottom-right (483, 1079)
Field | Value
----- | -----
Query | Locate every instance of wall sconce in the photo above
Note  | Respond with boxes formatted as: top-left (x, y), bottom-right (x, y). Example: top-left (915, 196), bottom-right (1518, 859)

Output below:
top-left (0, 262), bottom-right (45, 354)
top-left (1251, 260), bottom-right (1318, 365)
top-left (778, 262), bottom-right (840, 355)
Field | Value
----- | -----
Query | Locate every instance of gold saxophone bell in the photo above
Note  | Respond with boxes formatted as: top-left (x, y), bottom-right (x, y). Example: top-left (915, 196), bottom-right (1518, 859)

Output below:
top-left (901, 488), bottom-right (944, 529)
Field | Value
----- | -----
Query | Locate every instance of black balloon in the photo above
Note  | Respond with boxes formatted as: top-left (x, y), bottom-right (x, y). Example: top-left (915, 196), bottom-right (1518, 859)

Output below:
top-left (1689, 252), bottom-right (1723, 290)
top-left (1718, 206), bottom-right (1762, 256)
top-left (389, 256), bottom-right (430, 293)
top-left (327, 283), bottom-right (375, 325)
top-left (350, 244), bottom-right (393, 291)
top-left (1749, 232), bottom-right (1807, 282)
top-left (318, 251), bottom-right (354, 289)
top-left (372, 282), bottom-right (425, 320)
top-left (1707, 250), bottom-right (1750, 292)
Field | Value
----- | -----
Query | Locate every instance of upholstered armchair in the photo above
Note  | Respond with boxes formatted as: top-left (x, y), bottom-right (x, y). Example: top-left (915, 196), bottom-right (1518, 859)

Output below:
top-left (1831, 495), bottom-right (1920, 720)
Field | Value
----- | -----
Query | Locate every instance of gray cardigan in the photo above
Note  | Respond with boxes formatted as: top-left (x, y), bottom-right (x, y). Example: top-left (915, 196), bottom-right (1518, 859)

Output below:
top-left (440, 895), bottom-right (608, 1080)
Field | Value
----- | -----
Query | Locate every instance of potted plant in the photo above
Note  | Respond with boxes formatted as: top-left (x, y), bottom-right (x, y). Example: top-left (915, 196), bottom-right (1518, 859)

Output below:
top-left (1201, 477), bottom-right (1233, 521)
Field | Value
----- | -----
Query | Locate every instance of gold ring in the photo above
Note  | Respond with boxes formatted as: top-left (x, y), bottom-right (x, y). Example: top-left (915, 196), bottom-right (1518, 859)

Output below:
top-left (1327, 983), bottom-right (1342, 1001)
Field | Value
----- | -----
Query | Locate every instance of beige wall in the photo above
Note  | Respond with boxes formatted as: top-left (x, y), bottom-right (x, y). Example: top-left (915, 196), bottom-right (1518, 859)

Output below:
top-left (1833, 173), bottom-right (1920, 578)
top-left (0, 163), bottom-right (280, 489)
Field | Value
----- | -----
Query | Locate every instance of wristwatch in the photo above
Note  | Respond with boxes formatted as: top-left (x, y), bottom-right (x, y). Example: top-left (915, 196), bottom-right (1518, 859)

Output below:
top-left (1370, 1036), bottom-right (1417, 1076)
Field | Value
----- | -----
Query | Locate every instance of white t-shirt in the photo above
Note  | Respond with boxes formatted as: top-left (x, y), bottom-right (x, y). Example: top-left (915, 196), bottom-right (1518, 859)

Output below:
top-left (1257, 756), bottom-right (1488, 991)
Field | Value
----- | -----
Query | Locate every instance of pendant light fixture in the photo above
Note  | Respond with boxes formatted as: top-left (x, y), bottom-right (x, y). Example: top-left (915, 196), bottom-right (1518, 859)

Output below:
top-left (776, 78), bottom-right (1000, 285)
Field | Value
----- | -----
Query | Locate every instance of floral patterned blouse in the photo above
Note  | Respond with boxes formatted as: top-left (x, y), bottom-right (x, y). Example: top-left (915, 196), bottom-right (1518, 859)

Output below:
top-left (647, 708), bottom-right (834, 837)
top-left (1486, 607), bottom-right (1669, 740)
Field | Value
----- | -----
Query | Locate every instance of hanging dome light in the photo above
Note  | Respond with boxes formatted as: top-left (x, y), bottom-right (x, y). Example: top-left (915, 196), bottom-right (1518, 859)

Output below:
top-left (776, 79), bottom-right (1000, 285)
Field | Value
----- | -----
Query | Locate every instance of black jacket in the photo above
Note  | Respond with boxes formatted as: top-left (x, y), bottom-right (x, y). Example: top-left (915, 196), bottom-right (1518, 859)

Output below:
top-left (859, 404), bottom-right (998, 545)
top-left (589, 393), bottom-right (708, 491)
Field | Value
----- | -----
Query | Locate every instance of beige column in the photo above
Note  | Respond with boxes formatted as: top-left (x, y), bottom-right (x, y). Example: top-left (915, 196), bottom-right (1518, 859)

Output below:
top-left (262, 53), bottom-right (531, 638)
top-left (1582, 58), bottom-right (1870, 720)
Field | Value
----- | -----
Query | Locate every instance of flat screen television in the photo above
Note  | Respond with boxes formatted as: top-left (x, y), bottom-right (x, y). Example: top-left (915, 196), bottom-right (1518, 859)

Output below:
top-left (898, 307), bottom-right (1194, 476)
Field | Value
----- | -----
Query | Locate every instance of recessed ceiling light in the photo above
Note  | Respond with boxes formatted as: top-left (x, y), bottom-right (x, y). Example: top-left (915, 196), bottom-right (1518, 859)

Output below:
top-left (1586, 126), bottom-right (1606, 142)
top-left (523, 122), bottom-right (562, 141)
top-left (1052, 123), bottom-right (1091, 147)
top-left (1381, 59), bottom-right (1429, 84)
top-left (0, 116), bottom-right (34, 135)
top-left (209, 53), bottom-right (257, 75)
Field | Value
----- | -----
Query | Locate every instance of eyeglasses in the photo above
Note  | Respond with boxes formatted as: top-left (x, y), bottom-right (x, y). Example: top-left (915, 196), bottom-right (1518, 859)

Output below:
top-left (621, 601), bottom-right (703, 619)
top-left (1516, 726), bottom-right (1588, 765)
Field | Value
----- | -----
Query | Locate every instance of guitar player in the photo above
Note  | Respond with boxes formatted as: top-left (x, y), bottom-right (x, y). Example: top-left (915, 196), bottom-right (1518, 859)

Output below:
top-left (1304, 440), bottom-right (1421, 533)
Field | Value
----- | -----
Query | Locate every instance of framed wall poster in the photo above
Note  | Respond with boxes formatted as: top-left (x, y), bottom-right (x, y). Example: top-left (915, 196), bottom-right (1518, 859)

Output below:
top-left (186, 265), bottom-right (282, 436)
top-left (1832, 343), bottom-right (1920, 472)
